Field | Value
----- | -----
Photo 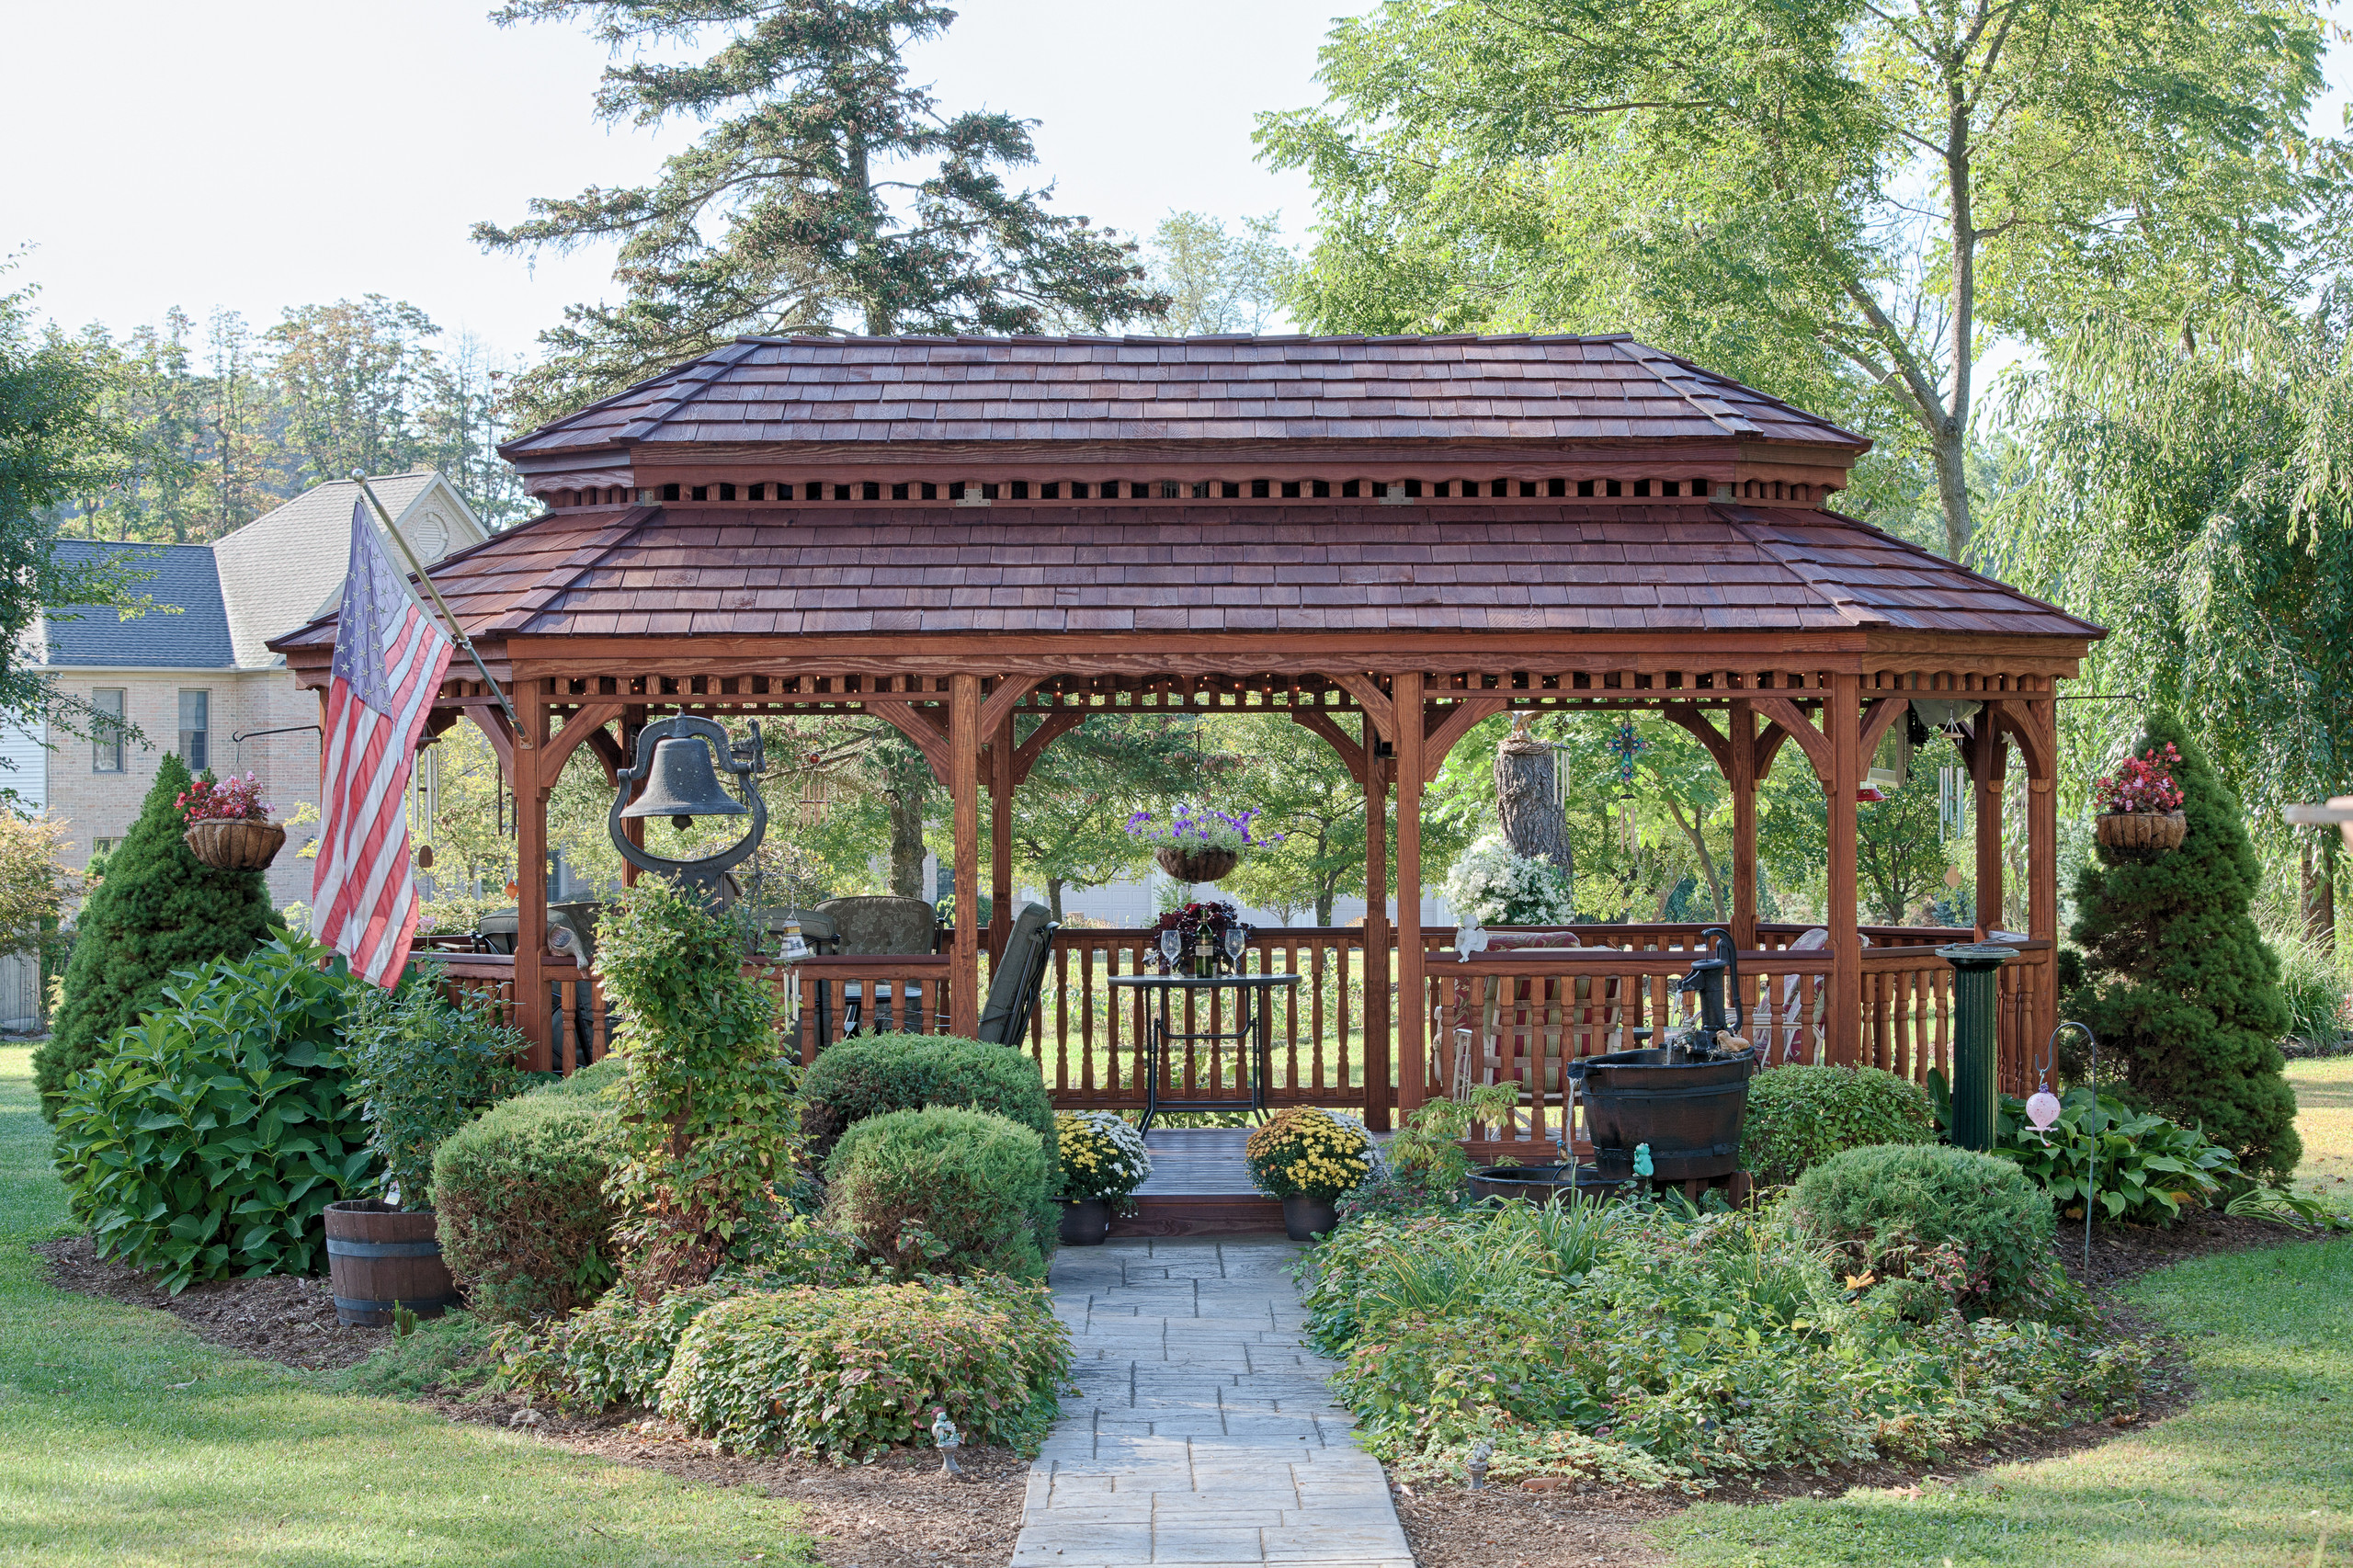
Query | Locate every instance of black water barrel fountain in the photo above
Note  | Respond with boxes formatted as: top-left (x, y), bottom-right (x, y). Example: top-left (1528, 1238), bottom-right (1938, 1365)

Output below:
top-left (1472, 926), bottom-right (1760, 1200)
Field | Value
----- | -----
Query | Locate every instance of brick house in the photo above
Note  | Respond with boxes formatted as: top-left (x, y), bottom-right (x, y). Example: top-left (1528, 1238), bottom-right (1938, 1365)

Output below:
top-left (13, 472), bottom-right (486, 913)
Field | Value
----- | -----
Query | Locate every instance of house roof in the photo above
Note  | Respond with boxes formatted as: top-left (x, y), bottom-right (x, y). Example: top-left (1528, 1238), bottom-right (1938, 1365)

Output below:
top-left (271, 499), bottom-right (2102, 647)
top-left (40, 541), bottom-right (236, 668)
top-left (501, 335), bottom-right (1873, 459)
top-left (213, 472), bottom-right (477, 666)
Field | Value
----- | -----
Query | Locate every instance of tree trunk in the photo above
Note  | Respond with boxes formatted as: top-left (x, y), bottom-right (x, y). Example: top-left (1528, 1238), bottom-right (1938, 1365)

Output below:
top-left (1047, 877), bottom-right (1065, 923)
top-left (1495, 718), bottom-right (1573, 884)
top-left (888, 779), bottom-right (927, 898)
top-left (1662, 796), bottom-right (1726, 919)
top-left (2302, 838), bottom-right (2335, 951)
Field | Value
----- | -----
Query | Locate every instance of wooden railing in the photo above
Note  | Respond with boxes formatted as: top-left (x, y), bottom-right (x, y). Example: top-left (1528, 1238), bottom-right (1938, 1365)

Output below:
top-left (418, 923), bottom-right (2048, 1111)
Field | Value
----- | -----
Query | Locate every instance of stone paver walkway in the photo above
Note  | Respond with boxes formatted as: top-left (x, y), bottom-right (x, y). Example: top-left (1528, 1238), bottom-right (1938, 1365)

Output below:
top-left (1013, 1238), bottom-right (1412, 1568)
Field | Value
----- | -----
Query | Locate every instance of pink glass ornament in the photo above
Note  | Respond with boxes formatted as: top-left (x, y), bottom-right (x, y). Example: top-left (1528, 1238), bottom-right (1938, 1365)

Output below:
top-left (2025, 1090), bottom-right (2062, 1130)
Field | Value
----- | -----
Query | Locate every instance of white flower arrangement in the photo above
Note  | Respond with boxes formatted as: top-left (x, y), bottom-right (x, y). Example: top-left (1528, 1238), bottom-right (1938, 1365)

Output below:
top-left (1441, 833), bottom-right (1576, 927)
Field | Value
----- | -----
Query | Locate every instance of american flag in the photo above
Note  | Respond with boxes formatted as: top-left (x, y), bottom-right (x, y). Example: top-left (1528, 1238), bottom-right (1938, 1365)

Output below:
top-left (311, 498), bottom-right (455, 986)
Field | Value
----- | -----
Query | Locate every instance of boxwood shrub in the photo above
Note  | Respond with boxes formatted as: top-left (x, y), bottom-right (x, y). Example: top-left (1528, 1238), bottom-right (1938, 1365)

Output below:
top-left (1791, 1143), bottom-right (2055, 1317)
top-left (657, 1278), bottom-right (1071, 1457)
top-left (51, 936), bottom-right (379, 1292)
top-left (1741, 1064), bottom-right (1937, 1187)
top-left (798, 1032), bottom-right (1054, 1165)
top-left (432, 1056), bottom-right (624, 1322)
top-left (824, 1106), bottom-right (1055, 1279)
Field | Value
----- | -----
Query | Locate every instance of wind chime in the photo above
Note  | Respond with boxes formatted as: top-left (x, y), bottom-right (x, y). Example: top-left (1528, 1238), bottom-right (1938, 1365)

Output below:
top-left (1605, 716), bottom-right (1647, 857)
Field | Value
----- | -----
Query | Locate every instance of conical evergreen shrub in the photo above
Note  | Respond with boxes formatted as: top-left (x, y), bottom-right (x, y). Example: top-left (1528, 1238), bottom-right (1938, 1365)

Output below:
top-left (2065, 715), bottom-right (2301, 1181)
top-left (33, 754), bottom-right (277, 1119)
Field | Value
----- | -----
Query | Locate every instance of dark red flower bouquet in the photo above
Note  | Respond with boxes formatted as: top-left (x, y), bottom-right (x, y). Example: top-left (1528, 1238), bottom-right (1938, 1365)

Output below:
top-left (176, 772), bottom-right (272, 825)
top-left (1155, 900), bottom-right (1245, 975)
top-left (2094, 744), bottom-right (2184, 815)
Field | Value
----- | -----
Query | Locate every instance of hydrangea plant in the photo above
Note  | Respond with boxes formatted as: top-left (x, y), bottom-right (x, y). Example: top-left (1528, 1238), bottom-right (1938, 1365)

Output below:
top-left (1441, 833), bottom-right (1575, 926)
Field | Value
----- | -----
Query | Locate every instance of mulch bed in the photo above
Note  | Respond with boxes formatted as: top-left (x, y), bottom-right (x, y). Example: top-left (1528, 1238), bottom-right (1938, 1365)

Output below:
top-left (1386, 1208), bottom-right (2325, 1568)
top-left (430, 1396), bottom-right (1028, 1568)
top-left (32, 1234), bottom-right (389, 1370)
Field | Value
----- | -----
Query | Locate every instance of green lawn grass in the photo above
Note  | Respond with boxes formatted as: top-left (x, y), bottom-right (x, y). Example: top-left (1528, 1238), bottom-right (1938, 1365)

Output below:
top-left (0, 1046), bottom-right (809, 1568)
top-left (1649, 1055), bottom-right (2353, 1567)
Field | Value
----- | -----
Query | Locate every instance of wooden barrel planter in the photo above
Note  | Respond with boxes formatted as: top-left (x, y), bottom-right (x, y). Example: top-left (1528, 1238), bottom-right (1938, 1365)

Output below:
top-left (184, 818), bottom-right (287, 870)
top-left (1154, 845), bottom-right (1240, 883)
top-left (2096, 810), bottom-right (2186, 852)
top-left (324, 1199), bottom-right (457, 1326)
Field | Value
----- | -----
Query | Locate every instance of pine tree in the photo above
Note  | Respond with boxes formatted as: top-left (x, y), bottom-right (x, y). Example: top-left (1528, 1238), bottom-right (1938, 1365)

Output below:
top-left (33, 754), bottom-right (277, 1119)
top-left (2065, 715), bottom-right (2302, 1181)
top-left (475, 0), bottom-right (1166, 424)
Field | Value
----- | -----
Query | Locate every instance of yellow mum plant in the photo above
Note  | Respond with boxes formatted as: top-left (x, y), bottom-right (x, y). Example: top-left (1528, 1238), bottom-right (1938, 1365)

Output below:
top-left (1245, 1108), bottom-right (1374, 1200)
top-left (1055, 1110), bottom-right (1152, 1203)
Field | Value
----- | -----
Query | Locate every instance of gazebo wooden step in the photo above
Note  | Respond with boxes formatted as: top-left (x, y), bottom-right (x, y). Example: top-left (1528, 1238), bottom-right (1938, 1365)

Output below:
top-left (1111, 1194), bottom-right (1286, 1237)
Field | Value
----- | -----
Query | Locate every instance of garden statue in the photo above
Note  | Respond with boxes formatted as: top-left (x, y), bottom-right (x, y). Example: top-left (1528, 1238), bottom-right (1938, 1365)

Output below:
top-left (931, 1407), bottom-right (964, 1477)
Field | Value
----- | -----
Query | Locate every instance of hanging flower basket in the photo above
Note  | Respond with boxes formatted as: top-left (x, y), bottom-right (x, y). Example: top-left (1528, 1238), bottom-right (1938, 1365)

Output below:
top-left (184, 817), bottom-right (286, 870)
top-left (2096, 811), bottom-right (2186, 853)
top-left (1128, 804), bottom-right (1280, 886)
top-left (1154, 845), bottom-right (1240, 883)
top-left (2093, 744), bottom-right (2187, 855)
top-left (176, 774), bottom-right (284, 870)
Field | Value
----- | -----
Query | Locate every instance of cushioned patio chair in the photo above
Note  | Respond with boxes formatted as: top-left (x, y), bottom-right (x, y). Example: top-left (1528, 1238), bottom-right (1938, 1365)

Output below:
top-left (975, 901), bottom-right (1059, 1048)
top-left (819, 894), bottom-right (944, 1037)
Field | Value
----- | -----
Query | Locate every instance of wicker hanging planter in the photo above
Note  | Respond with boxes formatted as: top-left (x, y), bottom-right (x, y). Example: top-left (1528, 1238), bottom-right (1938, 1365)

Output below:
top-left (2095, 811), bottom-right (2186, 853)
top-left (184, 818), bottom-right (287, 870)
top-left (1154, 845), bottom-right (1240, 884)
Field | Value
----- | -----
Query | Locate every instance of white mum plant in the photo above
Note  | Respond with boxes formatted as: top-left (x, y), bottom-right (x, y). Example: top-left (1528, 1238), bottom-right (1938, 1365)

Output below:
top-left (1441, 833), bottom-right (1575, 927)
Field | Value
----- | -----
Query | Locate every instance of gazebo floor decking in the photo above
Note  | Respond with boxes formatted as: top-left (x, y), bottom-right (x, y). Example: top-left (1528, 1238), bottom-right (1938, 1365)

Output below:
top-left (1117, 1126), bottom-right (1406, 1237)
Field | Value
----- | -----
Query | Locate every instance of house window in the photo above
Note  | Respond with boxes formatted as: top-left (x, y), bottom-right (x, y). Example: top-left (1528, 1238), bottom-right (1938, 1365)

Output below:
top-left (178, 690), bottom-right (210, 772)
top-left (92, 689), bottom-right (125, 773)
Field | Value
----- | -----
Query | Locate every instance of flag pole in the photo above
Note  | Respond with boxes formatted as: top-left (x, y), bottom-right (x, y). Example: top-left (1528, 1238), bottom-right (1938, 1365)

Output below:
top-left (351, 473), bottom-right (531, 749)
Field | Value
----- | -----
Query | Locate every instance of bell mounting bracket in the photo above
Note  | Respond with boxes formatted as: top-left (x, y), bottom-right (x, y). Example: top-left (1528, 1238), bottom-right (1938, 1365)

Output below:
top-left (607, 714), bottom-right (767, 900)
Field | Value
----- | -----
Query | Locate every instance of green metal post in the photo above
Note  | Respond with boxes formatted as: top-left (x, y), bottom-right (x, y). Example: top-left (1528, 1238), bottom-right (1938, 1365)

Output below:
top-left (1938, 943), bottom-right (2018, 1152)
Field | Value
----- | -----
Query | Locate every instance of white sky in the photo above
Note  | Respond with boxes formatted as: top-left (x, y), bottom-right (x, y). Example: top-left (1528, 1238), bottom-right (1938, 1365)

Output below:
top-left (4, 1), bottom-right (2345, 366)
top-left (0, 0), bottom-right (1372, 356)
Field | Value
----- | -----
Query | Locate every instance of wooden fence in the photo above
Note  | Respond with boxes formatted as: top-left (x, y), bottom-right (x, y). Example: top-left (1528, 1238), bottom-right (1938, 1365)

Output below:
top-left (418, 922), bottom-right (2047, 1124)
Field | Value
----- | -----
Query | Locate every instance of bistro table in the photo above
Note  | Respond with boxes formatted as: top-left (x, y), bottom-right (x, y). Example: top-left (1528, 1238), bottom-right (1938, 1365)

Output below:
top-left (1108, 972), bottom-right (1302, 1130)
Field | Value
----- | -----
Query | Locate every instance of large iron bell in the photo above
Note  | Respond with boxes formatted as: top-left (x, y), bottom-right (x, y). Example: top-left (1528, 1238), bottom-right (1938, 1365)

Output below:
top-left (619, 735), bottom-right (750, 830)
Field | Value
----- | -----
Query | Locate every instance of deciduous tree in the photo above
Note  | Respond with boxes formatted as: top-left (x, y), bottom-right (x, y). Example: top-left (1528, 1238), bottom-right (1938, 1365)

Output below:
top-left (1259, 0), bottom-right (2331, 558)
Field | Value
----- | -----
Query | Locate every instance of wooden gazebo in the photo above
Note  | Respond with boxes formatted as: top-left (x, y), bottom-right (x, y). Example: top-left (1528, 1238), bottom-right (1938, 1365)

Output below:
top-left (273, 334), bottom-right (2099, 1145)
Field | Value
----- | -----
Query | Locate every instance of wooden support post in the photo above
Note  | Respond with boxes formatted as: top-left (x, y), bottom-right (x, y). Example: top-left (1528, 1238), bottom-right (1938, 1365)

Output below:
top-left (988, 710), bottom-right (1015, 963)
top-left (1729, 699), bottom-right (1758, 949)
top-left (2027, 697), bottom-right (2061, 1052)
top-left (949, 674), bottom-right (981, 1038)
top-left (1360, 710), bottom-right (1392, 1131)
top-left (514, 690), bottom-right (551, 1072)
top-left (1971, 718), bottom-right (2007, 938)
top-left (1394, 671), bottom-right (1427, 1114)
top-left (620, 704), bottom-right (645, 887)
top-left (1825, 675), bottom-right (1862, 1067)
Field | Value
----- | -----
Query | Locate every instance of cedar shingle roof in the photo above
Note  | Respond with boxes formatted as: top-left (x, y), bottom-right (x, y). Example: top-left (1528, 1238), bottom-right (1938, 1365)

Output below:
top-left (270, 501), bottom-right (2099, 648)
top-left (501, 335), bottom-right (1871, 457)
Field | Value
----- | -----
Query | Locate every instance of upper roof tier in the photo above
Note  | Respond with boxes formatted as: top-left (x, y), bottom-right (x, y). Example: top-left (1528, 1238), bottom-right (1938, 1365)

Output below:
top-left (498, 334), bottom-right (1871, 500)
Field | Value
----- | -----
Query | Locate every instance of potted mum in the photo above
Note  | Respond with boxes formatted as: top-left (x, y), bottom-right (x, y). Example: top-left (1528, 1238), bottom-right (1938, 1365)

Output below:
top-left (1054, 1110), bottom-right (1153, 1245)
top-left (1127, 804), bottom-right (1282, 886)
top-left (1245, 1106), bottom-right (1374, 1241)
top-left (177, 772), bottom-right (285, 870)
top-left (2093, 743), bottom-right (2187, 853)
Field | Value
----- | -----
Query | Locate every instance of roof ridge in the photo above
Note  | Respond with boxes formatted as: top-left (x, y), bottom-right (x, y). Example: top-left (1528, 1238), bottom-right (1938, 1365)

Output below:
top-left (1637, 346), bottom-right (1871, 449)
top-left (481, 506), bottom-right (663, 636)
top-left (613, 340), bottom-right (773, 444)
top-left (1714, 506), bottom-right (1890, 628)
top-left (1606, 340), bottom-right (1763, 440)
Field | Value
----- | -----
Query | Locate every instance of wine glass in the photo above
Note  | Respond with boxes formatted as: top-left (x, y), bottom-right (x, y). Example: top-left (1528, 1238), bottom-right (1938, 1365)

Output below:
top-left (1222, 924), bottom-right (1247, 971)
top-left (1159, 928), bottom-right (1183, 974)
